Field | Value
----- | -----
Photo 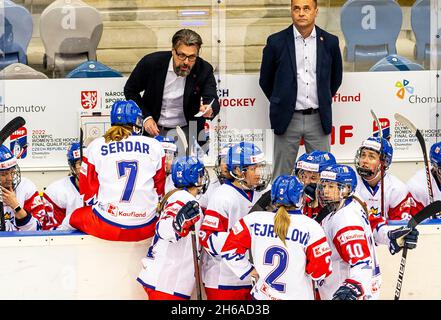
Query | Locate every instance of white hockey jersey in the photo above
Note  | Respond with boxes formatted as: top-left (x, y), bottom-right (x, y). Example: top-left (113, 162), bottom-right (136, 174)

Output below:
top-left (199, 181), bottom-right (262, 289)
top-left (355, 173), bottom-right (418, 221)
top-left (198, 175), bottom-right (221, 210)
top-left (137, 189), bottom-right (202, 299)
top-left (43, 176), bottom-right (84, 230)
top-left (80, 135), bottom-right (166, 228)
top-left (407, 169), bottom-right (441, 209)
top-left (164, 174), bottom-right (175, 195)
top-left (221, 210), bottom-right (332, 300)
top-left (3, 177), bottom-right (42, 231)
top-left (318, 198), bottom-right (381, 300)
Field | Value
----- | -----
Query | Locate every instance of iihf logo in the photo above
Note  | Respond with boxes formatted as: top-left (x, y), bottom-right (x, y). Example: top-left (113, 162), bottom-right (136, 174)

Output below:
top-left (395, 79), bottom-right (414, 100)
top-left (10, 126), bottom-right (27, 159)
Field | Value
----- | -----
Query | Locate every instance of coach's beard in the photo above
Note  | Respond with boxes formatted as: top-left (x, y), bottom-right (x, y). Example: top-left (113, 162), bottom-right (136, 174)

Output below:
top-left (174, 62), bottom-right (192, 77)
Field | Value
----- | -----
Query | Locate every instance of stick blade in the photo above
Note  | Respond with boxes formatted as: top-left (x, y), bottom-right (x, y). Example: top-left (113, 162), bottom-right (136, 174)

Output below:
top-left (408, 200), bottom-right (441, 228)
top-left (394, 113), bottom-right (418, 135)
top-left (370, 109), bottom-right (383, 138)
top-left (0, 116), bottom-right (26, 145)
top-left (176, 125), bottom-right (188, 156)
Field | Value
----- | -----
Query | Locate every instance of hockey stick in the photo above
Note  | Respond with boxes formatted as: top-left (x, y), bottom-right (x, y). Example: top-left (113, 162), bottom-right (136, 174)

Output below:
top-left (176, 125), bottom-right (203, 300)
top-left (0, 116), bottom-right (26, 231)
top-left (79, 127), bottom-right (84, 160)
top-left (394, 113), bottom-right (434, 207)
top-left (394, 200), bottom-right (441, 300)
top-left (370, 109), bottom-right (386, 218)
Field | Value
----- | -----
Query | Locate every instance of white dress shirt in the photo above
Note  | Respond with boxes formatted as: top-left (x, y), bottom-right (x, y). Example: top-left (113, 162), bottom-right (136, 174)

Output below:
top-left (157, 58), bottom-right (188, 127)
top-left (293, 26), bottom-right (319, 111)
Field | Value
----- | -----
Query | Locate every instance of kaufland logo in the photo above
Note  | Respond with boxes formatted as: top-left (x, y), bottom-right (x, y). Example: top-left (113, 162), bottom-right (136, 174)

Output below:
top-left (333, 93), bottom-right (361, 103)
top-left (395, 79), bottom-right (414, 100)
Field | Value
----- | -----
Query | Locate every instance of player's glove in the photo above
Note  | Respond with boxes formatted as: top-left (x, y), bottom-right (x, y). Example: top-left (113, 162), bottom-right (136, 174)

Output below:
top-left (172, 200), bottom-right (201, 237)
top-left (388, 226), bottom-right (419, 255)
top-left (304, 183), bottom-right (317, 204)
top-left (332, 279), bottom-right (364, 300)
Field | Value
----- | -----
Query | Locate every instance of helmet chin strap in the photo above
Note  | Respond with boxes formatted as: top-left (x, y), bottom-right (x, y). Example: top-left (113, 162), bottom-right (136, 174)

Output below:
top-left (362, 163), bottom-right (382, 183)
top-left (238, 179), bottom-right (253, 191)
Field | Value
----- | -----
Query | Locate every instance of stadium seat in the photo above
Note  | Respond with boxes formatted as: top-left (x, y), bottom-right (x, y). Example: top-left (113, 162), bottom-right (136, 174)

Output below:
top-left (0, 0), bottom-right (33, 70)
top-left (340, 0), bottom-right (402, 65)
top-left (0, 62), bottom-right (48, 79)
top-left (369, 55), bottom-right (424, 71)
top-left (411, 0), bottom-right (430, 65)
top-left (66, 60), bottom-right (123, 78)
top-left (39, 0), bottom-right (103, 78)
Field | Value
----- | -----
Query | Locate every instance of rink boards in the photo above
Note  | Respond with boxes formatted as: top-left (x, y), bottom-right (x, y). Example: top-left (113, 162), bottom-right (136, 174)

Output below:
top-left (0, 221), bottom-right (440, 300)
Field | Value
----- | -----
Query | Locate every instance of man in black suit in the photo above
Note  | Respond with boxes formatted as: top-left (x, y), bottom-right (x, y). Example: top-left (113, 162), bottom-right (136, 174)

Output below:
top-left (124, 29), bottom-right (219, 150)
top-left (259, 0), bottom-right (343, 179)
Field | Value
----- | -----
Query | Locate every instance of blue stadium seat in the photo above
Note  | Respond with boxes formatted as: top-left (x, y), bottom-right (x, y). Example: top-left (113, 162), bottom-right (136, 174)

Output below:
top-left (411, 0), bottom-right (429, 64)
top-left (369, 54), bottom-right (424, 71)
top-left (0, 0), bottom-right (33, 70)
top-left (66, 60), bottom-right (123, 78)
top-left (340, 0), bottom-right (402, 64)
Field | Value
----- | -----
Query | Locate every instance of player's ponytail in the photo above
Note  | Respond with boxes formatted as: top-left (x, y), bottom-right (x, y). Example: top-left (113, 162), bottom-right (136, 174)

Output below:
top-left (103, 125), bottom-right (132, 143)
top-left (274, 205), bottom-right (291, 246)
top-left (352, 194), bottom-right (369, 217)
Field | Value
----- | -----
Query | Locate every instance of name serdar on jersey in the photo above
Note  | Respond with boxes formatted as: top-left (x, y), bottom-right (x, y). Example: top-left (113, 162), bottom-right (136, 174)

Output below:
top-left (100, 140), bottom-right (151, 156)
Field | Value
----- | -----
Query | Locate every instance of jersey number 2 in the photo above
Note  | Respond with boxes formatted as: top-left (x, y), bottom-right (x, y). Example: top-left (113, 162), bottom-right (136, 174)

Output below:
top-left (264, 246), bottom-right (288, 292)
top-left (117, 160), bottom-right (139, 202)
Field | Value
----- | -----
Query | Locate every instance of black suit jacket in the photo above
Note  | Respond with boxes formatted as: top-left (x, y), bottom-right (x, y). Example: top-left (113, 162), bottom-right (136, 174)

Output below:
top-left (124, 51), bottom-right (219, 141)
top-left (259, 25), bottom-right (343, 136)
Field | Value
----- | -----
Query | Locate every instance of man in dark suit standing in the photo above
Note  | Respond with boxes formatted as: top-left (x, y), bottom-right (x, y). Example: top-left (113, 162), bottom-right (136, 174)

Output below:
top-left (259, 0), bottom-right (343, 180)
top-left (124, 29), bottom-right (219, 151)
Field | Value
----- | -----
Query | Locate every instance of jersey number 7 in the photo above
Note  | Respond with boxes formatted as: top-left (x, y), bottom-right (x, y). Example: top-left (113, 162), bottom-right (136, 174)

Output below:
top-left (117, 160), bottom-right (139, 202)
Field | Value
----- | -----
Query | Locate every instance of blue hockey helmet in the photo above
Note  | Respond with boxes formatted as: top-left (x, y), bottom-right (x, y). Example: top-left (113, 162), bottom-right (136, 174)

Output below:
top-left (430, 142), bottom-right (441, 168)
top-left (295, 150), bottom-right (337, 175)
top-left (0, 145), bottom-right (17, 171)
top-left (226, 142), bottom-right (271, 191)
top-left (110, 100), bottom-right (143, 129)
top-left (67, 142), bottom-right (83, 166)
top-left (355, 136), bottom-right (393, 170)
top-left (0, 145), bottom-right (21, 189)
top-left (319, 164), bottom-right (357, 197)
top-left (430, 142), bottom-right (441, 180)
top-left (172, 156), bottom-right (210, 193)
top-left (271, 175), bottom-right (304, 208)
top-left (226, 142), bottom-right (266, 172)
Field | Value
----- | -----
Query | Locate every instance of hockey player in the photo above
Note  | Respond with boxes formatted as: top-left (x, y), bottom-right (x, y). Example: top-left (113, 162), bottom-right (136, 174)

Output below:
top-left (316, 164), bottom-right (380, 300)
top-left (0, 145), bottom-right (42, 231)
top-left (137, 155), bottom-right (209, 300)
top-left (407, 141), bottom-right (441, 209)
top-left (198, 143), bottom-right (234, 211)
top-left (199, 141), bottom-right (272, 300)
top-left (249, 150), bottom-right (336, 215)
top-left (295, 150), bottom-right (336, 219)
top-left (155, 135), bottom-right (178, 194)
top-left (43, 142), bottom-right (85, 230)
top-left (221, 175), bottom-right (332, 300)
top-left (355, 136), bottom-right (418, 221)
top-left (69, 100), bottom-right (166, 241)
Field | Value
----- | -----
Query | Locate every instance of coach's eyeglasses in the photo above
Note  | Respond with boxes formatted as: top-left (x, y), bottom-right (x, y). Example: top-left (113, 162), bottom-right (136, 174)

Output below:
top-left (174, 49), bottom-right (198, 62)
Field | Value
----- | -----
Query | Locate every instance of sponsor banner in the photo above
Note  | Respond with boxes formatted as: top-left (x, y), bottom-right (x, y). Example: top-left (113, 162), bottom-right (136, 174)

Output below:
top-left (211, 71), bottom-right (439, 164)
top-left (1, 71), bottom-right (439, 170)
top-left (1, 78), bottom-right (125, 169)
